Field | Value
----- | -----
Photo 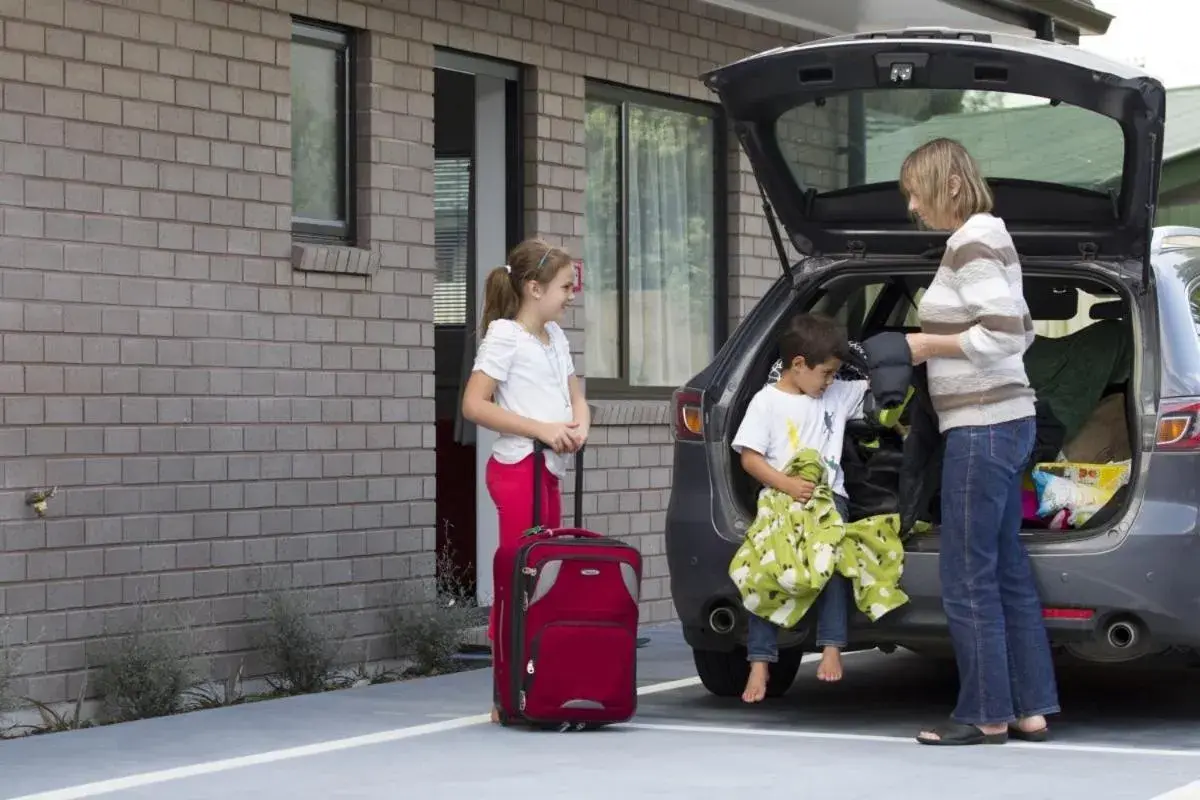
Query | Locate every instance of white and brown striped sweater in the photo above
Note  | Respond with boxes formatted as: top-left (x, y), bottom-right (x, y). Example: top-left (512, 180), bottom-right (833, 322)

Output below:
top-left (917, 213), bottom-right (1036, 432)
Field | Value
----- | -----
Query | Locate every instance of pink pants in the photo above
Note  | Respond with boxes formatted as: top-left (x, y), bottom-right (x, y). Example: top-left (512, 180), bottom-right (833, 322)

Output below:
top-left (485, 453), bottom-right (561, 641)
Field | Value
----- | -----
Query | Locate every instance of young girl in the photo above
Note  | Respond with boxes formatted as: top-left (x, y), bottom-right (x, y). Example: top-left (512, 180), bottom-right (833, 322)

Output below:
top-left (460, 238), bottom-right (589, 721)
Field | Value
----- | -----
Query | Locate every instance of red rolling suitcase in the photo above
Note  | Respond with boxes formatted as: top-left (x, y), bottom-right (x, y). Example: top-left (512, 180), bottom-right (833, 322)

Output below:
top-left (492, 442), bottom-right (642, 730)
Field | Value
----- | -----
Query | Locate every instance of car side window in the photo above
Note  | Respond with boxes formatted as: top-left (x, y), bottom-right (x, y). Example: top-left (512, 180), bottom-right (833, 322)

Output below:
top-left (809, 282), bottom-right (886, 339)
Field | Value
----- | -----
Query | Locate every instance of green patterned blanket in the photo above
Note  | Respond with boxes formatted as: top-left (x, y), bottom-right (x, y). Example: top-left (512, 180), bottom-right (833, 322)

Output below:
top-left (729, 448), bottom-right (910, 629)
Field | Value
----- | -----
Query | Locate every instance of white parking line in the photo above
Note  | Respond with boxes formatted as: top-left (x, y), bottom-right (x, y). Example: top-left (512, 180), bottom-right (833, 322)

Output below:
top-left (3, 674), bottom-right (706, 800)
top-left (621, 721), bottom-right (1200, 759)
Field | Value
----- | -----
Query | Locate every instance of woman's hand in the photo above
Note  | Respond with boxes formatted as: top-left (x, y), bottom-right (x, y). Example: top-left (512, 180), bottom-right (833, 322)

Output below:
top-left (907, 332), bottom-right (965, 365)
top-left (907, 332), bottom-right (931, 366)
top-left (538, 421), bottom-right (581, 454)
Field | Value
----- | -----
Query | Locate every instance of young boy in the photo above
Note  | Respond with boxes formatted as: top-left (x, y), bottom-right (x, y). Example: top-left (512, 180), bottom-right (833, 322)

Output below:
top-left (731, 313), bottom-right (869, 702)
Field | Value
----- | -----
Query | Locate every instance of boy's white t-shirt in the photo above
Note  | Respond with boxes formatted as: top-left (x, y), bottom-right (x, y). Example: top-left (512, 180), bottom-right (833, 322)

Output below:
top-left (472, 318), bottom-right (576, 478)
top-left (731, 380), bottom-right (869, 498)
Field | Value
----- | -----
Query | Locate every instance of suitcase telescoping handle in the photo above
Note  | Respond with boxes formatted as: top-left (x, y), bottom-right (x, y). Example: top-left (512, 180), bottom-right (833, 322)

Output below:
top-left (532, 440), bottom-right (585, 530)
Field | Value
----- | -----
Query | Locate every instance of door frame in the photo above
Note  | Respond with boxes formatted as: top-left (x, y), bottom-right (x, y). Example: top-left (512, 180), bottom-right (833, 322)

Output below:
top-left (433, 49), bottom-right (524, 608)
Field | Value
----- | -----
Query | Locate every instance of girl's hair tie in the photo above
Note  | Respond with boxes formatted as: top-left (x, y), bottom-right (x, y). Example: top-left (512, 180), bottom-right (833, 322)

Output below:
top-left (504, 264), bottom-right (511, 274)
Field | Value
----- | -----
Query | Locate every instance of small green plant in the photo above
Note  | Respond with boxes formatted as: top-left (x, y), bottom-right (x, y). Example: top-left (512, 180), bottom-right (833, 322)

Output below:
top-left (387, 538), bottom-right (485, 676)
top-left (256, 590), bottom-right (343, 695)
top-left (24, 674), bottom-right (92, 735)
top-left (182, 662), bottom-right (246, 711)
top-left (96, 629), bottom-right (194, 723)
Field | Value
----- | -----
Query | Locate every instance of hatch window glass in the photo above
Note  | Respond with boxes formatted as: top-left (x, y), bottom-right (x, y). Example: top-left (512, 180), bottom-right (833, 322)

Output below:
top-left (775, 89), bottom-right (1125, 195)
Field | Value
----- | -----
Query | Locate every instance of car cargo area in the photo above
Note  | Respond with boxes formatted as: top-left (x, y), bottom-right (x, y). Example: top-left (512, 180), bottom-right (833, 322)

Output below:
top-left (725, 266), bottom-right (1140, 546)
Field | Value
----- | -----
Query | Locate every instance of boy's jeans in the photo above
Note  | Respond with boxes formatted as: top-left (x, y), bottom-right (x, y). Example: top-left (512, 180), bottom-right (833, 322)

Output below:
top-left (940, 417), bottom-right (1060, 725)
top-left (746, 494), bottom-right (851, 663)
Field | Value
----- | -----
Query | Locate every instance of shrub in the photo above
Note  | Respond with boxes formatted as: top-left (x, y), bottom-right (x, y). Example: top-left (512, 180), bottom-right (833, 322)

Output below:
top-left (95, 630), bottom-right (194, 723)
top-left (387, 539), bottom-right (485, 676)
top-left (256, 590), bottom-right (343, 695)
top-left (24, 675), bottom-right (91, 735)
top-left (182, 662), bottom-right (246, 711)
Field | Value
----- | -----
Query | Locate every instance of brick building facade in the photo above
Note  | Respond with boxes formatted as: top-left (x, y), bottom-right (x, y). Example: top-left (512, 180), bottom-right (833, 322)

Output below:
top-left (0, 0), bottom-right (832, 702)
top-left (0, 0), bottom-right (1106, 703)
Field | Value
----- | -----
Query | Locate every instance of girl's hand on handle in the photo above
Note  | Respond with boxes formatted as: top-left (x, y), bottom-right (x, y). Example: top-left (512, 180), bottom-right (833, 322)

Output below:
top-left (538, 421), bottom-right (581, 454)
top-left (568, 422), bottom-right (589, 449)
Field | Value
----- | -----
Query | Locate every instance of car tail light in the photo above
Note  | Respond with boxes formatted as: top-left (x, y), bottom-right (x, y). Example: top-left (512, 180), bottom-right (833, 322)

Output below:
top-left (672, 388), bottom-right (705, 442)
top-left (1156, 400), bottom-right (1200, 451)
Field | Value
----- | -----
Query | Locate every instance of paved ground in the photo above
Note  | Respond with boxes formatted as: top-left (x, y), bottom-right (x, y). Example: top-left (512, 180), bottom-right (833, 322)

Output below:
top-left (3, 623), bottom-right (1200, 799)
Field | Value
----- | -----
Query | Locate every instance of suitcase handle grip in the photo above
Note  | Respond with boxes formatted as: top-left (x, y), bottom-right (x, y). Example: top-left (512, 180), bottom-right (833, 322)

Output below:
top-left (521, 526), bottom-right (603, 540)
top-left (531, 441), bottom-right (585, 529)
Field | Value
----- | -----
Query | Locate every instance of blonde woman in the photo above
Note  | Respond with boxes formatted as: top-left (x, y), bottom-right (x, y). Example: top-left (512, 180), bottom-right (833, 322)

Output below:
top-left (900, 138), bottom-right (1059, 746)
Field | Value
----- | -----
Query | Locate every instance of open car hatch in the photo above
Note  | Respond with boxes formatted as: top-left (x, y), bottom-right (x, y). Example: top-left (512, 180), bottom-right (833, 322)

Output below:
top-left (702, 29), bottom-right (1166, 279)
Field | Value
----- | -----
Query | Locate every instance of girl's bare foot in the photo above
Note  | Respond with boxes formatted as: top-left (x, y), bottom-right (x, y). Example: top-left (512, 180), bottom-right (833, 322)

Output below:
top-left (741, 662), bottom-right (769, 703)
top-left (490, 706), bottom-right (500, 724)
top-left (817, 646), bottom-right (843, 682)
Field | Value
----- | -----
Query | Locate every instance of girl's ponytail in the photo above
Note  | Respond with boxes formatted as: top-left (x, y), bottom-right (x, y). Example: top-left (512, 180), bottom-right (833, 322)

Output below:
top-left (480, 265), bottom-right (520, 336)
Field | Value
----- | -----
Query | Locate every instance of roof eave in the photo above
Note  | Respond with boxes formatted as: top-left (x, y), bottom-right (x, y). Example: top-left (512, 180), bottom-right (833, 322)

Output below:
top-left (990, 0), bottom-right (1114, 39)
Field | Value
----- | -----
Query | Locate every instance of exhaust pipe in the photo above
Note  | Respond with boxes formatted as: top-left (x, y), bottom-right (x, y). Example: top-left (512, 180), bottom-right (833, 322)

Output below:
top-left (708, 605), bottom-right (737, 635)
top-left (1106, 620), bottom-right (1139, 650)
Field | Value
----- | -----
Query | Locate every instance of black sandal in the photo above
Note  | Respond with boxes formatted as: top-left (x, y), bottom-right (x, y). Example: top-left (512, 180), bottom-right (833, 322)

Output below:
top-left (916, 720), bottom-right (1008, 746)
top-left (1007, 723), bottom-right (1050, 742)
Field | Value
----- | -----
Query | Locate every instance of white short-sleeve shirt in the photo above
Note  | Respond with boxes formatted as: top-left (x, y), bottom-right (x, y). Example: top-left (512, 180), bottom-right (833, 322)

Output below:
top-left (472, 319), bottom-right (576, 477)
top-left (731, 380), bottom-right (868, 499)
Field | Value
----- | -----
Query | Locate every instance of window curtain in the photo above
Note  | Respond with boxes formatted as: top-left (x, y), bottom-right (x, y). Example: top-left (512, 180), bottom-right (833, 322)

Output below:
top-left (584, 100), bottom-right (716, 388)
top-left (626, 105), bottom-right (715, 387)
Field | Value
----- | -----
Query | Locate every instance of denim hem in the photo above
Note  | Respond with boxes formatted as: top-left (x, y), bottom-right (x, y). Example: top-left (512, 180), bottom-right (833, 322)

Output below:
top-left (746, 653), bottom-right (778, 664)
top-left (951, 711), bottom-right (1017, 727)
top-left (815, 640), bottom-right (846, 649)
top-left (1016, 705), bottom-right (1061, 718)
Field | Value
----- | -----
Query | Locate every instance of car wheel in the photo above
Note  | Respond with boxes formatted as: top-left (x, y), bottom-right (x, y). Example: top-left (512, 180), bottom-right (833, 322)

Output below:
top-left (692, 646), bottom-right (804, 698)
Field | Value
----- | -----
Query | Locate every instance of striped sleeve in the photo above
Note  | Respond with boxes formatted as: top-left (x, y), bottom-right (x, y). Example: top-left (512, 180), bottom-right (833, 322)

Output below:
top-left (949, 242), bottom-right (1033, 367)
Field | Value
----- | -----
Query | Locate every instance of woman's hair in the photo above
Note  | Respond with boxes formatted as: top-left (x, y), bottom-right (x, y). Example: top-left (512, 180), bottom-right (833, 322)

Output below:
top-left (899, 137), bottom-right (993, 229)
top-left (480, 238), bottom-right (573, 334)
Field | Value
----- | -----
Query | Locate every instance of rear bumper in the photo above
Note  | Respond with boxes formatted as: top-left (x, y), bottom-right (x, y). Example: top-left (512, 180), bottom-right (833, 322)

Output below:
top-left (666, 459), bottom-right (1200, 655)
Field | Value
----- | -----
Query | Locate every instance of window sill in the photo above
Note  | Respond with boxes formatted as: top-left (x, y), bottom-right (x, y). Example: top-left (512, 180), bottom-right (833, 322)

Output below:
top-left (588, 398), bottom-right (672, 427)
top-left (291, 242), bottom-right (379, 276)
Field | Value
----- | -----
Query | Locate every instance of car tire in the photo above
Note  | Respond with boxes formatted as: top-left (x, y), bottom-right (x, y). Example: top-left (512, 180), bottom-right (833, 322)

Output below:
top-left (692, 646), bottom-right (804, 698)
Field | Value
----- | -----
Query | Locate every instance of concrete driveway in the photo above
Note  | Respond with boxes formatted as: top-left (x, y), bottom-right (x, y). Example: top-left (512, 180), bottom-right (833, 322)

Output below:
top-left (2, 623), bottom-right (1200, 800)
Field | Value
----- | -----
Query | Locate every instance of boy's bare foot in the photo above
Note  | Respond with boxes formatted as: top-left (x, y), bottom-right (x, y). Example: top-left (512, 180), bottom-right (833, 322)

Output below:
top-left (741, 662), bottom-right (769, 703)
top-left (817, 646), bottom-right (843, 682)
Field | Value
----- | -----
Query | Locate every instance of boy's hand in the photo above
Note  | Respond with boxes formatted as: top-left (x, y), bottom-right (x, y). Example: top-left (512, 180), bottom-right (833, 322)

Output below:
top-left (785, 477), bottom-right (815, 503)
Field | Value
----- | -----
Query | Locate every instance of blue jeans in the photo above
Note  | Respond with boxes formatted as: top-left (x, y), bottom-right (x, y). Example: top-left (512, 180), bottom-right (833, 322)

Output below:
top-left (746, 494), bottom-right (851, 662)
top-left (940, 416), bottom-right (1060, 726)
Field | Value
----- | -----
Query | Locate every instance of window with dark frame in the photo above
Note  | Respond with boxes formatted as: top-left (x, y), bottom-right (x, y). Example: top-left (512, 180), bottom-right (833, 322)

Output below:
top-left (291, 20), bottom-right (354, 243)
top-left (583, 83), bottom-right (726, 397)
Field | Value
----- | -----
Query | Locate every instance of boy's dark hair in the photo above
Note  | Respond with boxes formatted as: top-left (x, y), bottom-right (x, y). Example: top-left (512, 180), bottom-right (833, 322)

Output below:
top-left (779, 313), bottom-right (850, 368)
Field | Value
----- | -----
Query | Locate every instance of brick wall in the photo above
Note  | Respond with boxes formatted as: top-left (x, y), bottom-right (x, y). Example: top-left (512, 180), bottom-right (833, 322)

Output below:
top-left (0, 0), bottom-right (833, 702)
